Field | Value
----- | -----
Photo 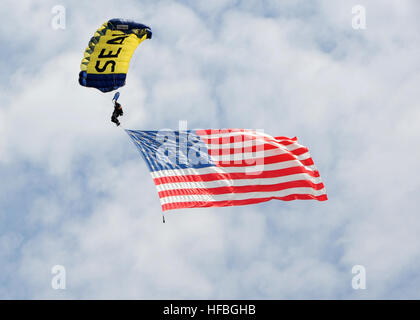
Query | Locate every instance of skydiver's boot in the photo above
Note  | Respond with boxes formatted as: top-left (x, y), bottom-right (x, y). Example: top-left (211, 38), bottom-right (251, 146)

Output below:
top-left (111, 113), bottom-right (120, 126)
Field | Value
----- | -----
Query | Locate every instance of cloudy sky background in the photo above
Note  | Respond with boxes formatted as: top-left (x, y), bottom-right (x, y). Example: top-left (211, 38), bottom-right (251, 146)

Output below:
top-left (1, 0), bottom-right (420, 299)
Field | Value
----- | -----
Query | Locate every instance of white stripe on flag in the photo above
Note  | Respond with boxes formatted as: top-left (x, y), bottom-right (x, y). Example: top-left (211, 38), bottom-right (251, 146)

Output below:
top-left (159, 188), bottom-right (327, 205)
top-left (150, 162), bottom-right (319, 179)
top-left (155, 173), bottom-right (323, 191)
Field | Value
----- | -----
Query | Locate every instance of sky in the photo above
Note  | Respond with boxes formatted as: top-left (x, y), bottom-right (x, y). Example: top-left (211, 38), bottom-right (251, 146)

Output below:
top-left (0, 0), bottom-right (420, 299)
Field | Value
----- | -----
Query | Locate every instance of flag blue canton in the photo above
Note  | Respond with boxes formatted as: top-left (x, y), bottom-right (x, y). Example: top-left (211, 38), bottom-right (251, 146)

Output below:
top-left (126, 130), bottom-right (215, 172)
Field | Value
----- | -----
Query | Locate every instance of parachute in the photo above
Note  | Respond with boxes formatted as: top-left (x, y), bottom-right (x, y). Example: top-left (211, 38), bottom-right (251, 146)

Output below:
top-left (79, 19), bottom-right (152, 93)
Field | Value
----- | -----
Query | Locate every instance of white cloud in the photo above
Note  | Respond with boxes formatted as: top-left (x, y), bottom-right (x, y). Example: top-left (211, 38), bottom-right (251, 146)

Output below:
top-left (1, 0), bottom-right (420, 299)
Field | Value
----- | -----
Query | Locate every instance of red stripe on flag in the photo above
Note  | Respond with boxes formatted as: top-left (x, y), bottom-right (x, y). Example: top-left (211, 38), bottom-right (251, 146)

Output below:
top-left (215, 154), bottom-right (314, 167)
top-left (161, 193), bottom-right (328, 211)
top-left (196, 129), bottom-right (251, 135)
top-left (153, 166), bottom-right (320, 185)
top-left (208, 143), bottom-right (277, 155)
top-left (201, 134), bottom-right (297, 145)
top-left (196, 130), bottom-right (298, 143)
top-left (158, 180), bottom-right (325, 198)
top-left (208, 144), bottom-right (308, 156)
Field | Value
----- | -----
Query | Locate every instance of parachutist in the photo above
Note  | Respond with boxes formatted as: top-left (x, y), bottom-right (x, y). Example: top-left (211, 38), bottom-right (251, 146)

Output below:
top-left (111, 101), bottom-right (123, 126)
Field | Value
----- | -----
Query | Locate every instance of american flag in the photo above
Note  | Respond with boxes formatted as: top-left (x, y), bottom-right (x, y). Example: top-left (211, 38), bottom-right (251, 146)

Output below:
top-left (126, 129), bottom-right (327, 211)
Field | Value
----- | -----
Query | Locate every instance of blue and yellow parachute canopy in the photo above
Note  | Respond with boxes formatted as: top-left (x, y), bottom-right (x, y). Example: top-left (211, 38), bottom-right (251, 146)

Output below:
top-left (79, 19), bottom-right (152, 93)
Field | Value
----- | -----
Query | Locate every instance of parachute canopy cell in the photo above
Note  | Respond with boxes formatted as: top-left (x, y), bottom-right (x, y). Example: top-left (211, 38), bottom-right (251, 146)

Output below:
top-left (79, 18), bottom-right (152, 93)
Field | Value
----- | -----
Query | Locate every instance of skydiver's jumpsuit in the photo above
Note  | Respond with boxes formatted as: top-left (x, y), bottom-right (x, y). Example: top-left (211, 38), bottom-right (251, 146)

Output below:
top-left (111, 102), bottom-right (123, 126)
